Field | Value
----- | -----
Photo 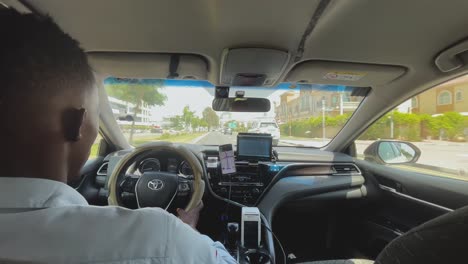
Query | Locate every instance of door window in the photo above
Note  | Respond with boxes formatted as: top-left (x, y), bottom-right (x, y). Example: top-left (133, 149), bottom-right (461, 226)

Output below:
top-left (357, 75), bottom-right (468, 181)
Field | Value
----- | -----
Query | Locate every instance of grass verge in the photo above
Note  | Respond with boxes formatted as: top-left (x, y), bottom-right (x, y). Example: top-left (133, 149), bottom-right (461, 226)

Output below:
top-left (132, 132), bottom-right (205, 146)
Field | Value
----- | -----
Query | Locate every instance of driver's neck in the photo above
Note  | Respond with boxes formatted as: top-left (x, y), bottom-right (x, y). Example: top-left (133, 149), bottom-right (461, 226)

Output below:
top-left (0, 145), bottom-right (69, 183)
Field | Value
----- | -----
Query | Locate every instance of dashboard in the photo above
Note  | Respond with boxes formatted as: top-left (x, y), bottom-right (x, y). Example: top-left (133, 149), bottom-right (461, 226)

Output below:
top-left (95, 145), bottom-right (366, 211)
top-left (91, 144), bottom-right (367, 263)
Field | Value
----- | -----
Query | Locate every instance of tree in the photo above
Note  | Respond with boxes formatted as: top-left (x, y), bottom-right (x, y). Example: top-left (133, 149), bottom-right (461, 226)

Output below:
top-left (105, 78), bottom-right (166, 143)
top-left (190, 117), bottom-right (202, 131)
top-left (182, 106), bottom-right (195, 130)
top-left (169, 115), bottom-right (184, 130)
top-left (202, 107), bottom-right (220, 129)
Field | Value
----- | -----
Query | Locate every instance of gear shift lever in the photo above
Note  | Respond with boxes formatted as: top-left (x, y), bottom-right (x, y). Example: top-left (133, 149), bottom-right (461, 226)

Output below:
top-left (227, 222), bottom-right (239, 249)
top-left (243, 248), bottom-right (272, 264)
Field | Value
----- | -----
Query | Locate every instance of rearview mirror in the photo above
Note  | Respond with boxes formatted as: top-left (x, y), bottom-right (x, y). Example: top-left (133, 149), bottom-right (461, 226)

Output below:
top-left (212, 97), bottom-right (271, 112)
top-left (363, 140), bottom-right (421, 164)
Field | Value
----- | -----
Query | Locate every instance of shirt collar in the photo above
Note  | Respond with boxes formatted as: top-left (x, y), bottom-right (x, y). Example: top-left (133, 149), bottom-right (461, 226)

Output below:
top-left (0, 177), bottom-right (88, 209)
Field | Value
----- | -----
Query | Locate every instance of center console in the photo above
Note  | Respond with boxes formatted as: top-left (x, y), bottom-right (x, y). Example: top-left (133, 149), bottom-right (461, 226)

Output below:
top-left (204, 133), bottom-right (279, 263)
top-left (208, 162), bottom-right (278, 206)
top-left (206, 133), bottom-right (280, 206)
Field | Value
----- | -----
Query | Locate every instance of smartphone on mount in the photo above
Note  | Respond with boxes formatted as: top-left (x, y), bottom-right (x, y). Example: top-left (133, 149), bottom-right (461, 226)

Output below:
top-left (219, 144), bottom-right (236, 175)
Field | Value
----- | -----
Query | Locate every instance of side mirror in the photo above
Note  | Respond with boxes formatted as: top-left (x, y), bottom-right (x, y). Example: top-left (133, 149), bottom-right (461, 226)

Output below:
top-left (363, 140), bottom-right (421, 165)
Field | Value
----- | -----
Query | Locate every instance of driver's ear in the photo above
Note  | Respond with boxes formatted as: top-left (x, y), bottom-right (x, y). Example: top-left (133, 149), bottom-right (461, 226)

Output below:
top-left (62, 108), bottom-right (87, 142)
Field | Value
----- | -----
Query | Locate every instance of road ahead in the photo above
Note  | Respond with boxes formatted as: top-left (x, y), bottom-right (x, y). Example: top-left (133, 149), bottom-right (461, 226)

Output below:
top-left (194, 131), bottom-right (237, 145)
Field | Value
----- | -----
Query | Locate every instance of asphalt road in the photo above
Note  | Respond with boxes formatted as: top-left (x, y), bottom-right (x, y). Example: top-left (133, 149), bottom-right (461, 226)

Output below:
top-left (193, 132), bottom-right (315, 159)
top-left (194, 131), bottom-right (237, 146)
top-left (194, 131), bottom-right (300, 146)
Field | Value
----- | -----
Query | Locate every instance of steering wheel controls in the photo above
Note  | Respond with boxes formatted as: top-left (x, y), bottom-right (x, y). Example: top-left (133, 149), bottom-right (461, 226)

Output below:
top-left (120, 176), bottom-right (139, 193)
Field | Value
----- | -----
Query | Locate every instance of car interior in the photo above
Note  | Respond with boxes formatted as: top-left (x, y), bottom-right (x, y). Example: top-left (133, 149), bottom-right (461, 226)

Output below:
top-left (3, 0), bottom-right (468, 263)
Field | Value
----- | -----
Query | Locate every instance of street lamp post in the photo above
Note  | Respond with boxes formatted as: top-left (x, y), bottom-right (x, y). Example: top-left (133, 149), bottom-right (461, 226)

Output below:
top-left (339, 93), bottom-right (344, 115)
top-left (388, 112), bottom-right (394, 139)
top-left (322, 98), bottom-right (326, 142)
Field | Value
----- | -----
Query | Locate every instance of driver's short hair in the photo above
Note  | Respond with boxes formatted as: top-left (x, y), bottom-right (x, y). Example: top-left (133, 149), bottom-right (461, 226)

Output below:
top-left (0, 8), bottom-right (94, 98)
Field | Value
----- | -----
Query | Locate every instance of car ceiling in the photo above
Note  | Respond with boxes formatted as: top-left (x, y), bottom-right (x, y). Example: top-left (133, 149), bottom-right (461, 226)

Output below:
top-left (25, 0), bottom-right (319, 61)
top-left (6, 0), bottom-right (468, 151)
top-left (20, 0), bottom-right (468, 71)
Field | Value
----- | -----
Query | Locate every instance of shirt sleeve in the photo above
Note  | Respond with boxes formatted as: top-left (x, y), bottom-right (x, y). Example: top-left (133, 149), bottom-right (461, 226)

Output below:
top-left (165, 212), bottom-right (238, 264)
top-left (200, 235), bottom-right (238, 264)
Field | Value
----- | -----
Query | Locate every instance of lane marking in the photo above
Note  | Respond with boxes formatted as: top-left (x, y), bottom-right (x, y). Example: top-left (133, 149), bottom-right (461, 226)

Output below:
top-left (191, 132), bottom-right (211, 144)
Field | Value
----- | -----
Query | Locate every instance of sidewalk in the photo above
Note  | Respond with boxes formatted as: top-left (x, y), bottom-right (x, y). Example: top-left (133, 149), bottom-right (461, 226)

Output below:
top-left (280, 138), bottom-right (330, 147)
top-left (281, 136), bottom-right (468, 147)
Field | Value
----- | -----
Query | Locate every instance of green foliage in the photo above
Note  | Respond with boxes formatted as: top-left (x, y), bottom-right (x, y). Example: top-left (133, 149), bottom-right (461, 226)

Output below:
top-left (280, 113), bottom-right (353, 138)
top-left (105, 80), bottom-right (167, 109)
top-left (190, 116), bottom-right (208, 129)
top-left (359, 115), bottom-right (389, 140)
top-left (236, 123), bottom-right (248, 133)
top-left (182, 106), bottom-right (195, 128)
top-left (169, 116), bottom-right (184, 130)
top-left (282, 111), bottom-right (467, 142)
top-left (160, 133), bottom-right (171, 140)
top-left (359, 112), bottom-right (467, 141)
top-left (131, 132), bottom-right (205, 146)
top-left (167, 106), bottom-right (217, 130)
top-left (105, 79), bottom-right (167, 143)
top-left (428, 112), bottom-right (466, 139)
top-left (202, 107), bottom-right (220, 129)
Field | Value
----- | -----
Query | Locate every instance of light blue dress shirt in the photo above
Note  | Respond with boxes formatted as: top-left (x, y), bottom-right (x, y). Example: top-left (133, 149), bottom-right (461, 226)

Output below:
top-left (0, 177), bottom-right (237, 264)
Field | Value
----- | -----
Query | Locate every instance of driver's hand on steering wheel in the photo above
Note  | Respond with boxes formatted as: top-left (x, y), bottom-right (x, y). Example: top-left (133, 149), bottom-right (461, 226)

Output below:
top-left (177, 201), bottom-right (203, 230)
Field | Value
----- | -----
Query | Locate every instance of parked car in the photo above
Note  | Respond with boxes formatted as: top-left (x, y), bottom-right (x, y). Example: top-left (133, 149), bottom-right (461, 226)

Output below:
top-left (248, 121), bottom-right (280, 146)
top-left (150, 125), bottom-right (163, 134)
top-left (223, 128), bottom-right (232, 135)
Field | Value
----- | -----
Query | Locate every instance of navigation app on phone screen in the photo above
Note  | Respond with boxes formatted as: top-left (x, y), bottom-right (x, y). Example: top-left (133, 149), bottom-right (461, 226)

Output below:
top-left (219, 144), bottom-right (236, 175)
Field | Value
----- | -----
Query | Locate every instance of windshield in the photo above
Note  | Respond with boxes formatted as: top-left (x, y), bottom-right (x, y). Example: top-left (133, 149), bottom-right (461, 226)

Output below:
top-left (104, 78), bottom-right (365, 148)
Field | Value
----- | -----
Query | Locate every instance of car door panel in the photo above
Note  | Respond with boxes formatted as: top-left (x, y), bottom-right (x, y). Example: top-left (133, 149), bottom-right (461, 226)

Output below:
top-left (357, 160), bottom-right (468, 210)
top-left (354, 159), bottom-right (468, 256)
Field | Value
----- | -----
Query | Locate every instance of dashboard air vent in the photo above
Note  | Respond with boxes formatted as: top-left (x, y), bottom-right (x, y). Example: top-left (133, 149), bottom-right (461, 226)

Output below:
top-left (97, 162), bottom-right (109, 176)
top-left (332, 164), bottom-right (359, 175)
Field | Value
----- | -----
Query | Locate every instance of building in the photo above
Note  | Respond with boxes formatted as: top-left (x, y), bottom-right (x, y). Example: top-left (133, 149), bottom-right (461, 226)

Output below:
top-left (276, 92), bottom-right (298, 123)
top-left (411, 75), bottom-right (468, 116)
top-left (108, 96), bottom-right (153, 125)
top-left (275, 88), bottom-right (361, 123)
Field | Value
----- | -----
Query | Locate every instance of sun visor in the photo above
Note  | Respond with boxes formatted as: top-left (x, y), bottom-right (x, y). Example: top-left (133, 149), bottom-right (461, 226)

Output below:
top-left (284, 60), bottom-right (406, 87)
top-left (220, 48), bottom-right (290, 87)
top-left (88, 52), bottom-right (208, 80)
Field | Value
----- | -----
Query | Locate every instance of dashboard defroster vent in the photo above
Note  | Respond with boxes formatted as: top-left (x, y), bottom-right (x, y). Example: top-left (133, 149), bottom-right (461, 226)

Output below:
top-left (332, 164), bottom-right (360, 175)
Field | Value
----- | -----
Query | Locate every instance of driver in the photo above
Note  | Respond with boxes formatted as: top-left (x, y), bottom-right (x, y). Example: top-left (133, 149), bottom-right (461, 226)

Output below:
top-left (0, 8), bottom-right (237, 264)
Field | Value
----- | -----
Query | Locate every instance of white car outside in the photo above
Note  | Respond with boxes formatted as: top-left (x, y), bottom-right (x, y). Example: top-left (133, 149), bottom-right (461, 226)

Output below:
top-left (248, 121), bottom-right (280, 146)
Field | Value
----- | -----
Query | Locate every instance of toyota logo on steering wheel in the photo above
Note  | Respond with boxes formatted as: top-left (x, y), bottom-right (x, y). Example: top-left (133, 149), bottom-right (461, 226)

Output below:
top-left (147, 179), bottom-right (164, 191)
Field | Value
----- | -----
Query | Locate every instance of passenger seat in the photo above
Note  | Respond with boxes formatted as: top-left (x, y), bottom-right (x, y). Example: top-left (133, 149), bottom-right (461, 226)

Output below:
top-left (300, 205), bottom-right (468, 264)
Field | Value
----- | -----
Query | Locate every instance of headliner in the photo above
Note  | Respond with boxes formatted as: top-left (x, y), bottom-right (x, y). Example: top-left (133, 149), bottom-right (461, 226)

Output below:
top-left (7, 0), bottom-right (468, 151)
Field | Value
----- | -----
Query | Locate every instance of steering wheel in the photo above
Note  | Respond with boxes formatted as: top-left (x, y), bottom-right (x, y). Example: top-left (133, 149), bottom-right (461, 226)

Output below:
top-left (107, 142), bottom-right (205, 211)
